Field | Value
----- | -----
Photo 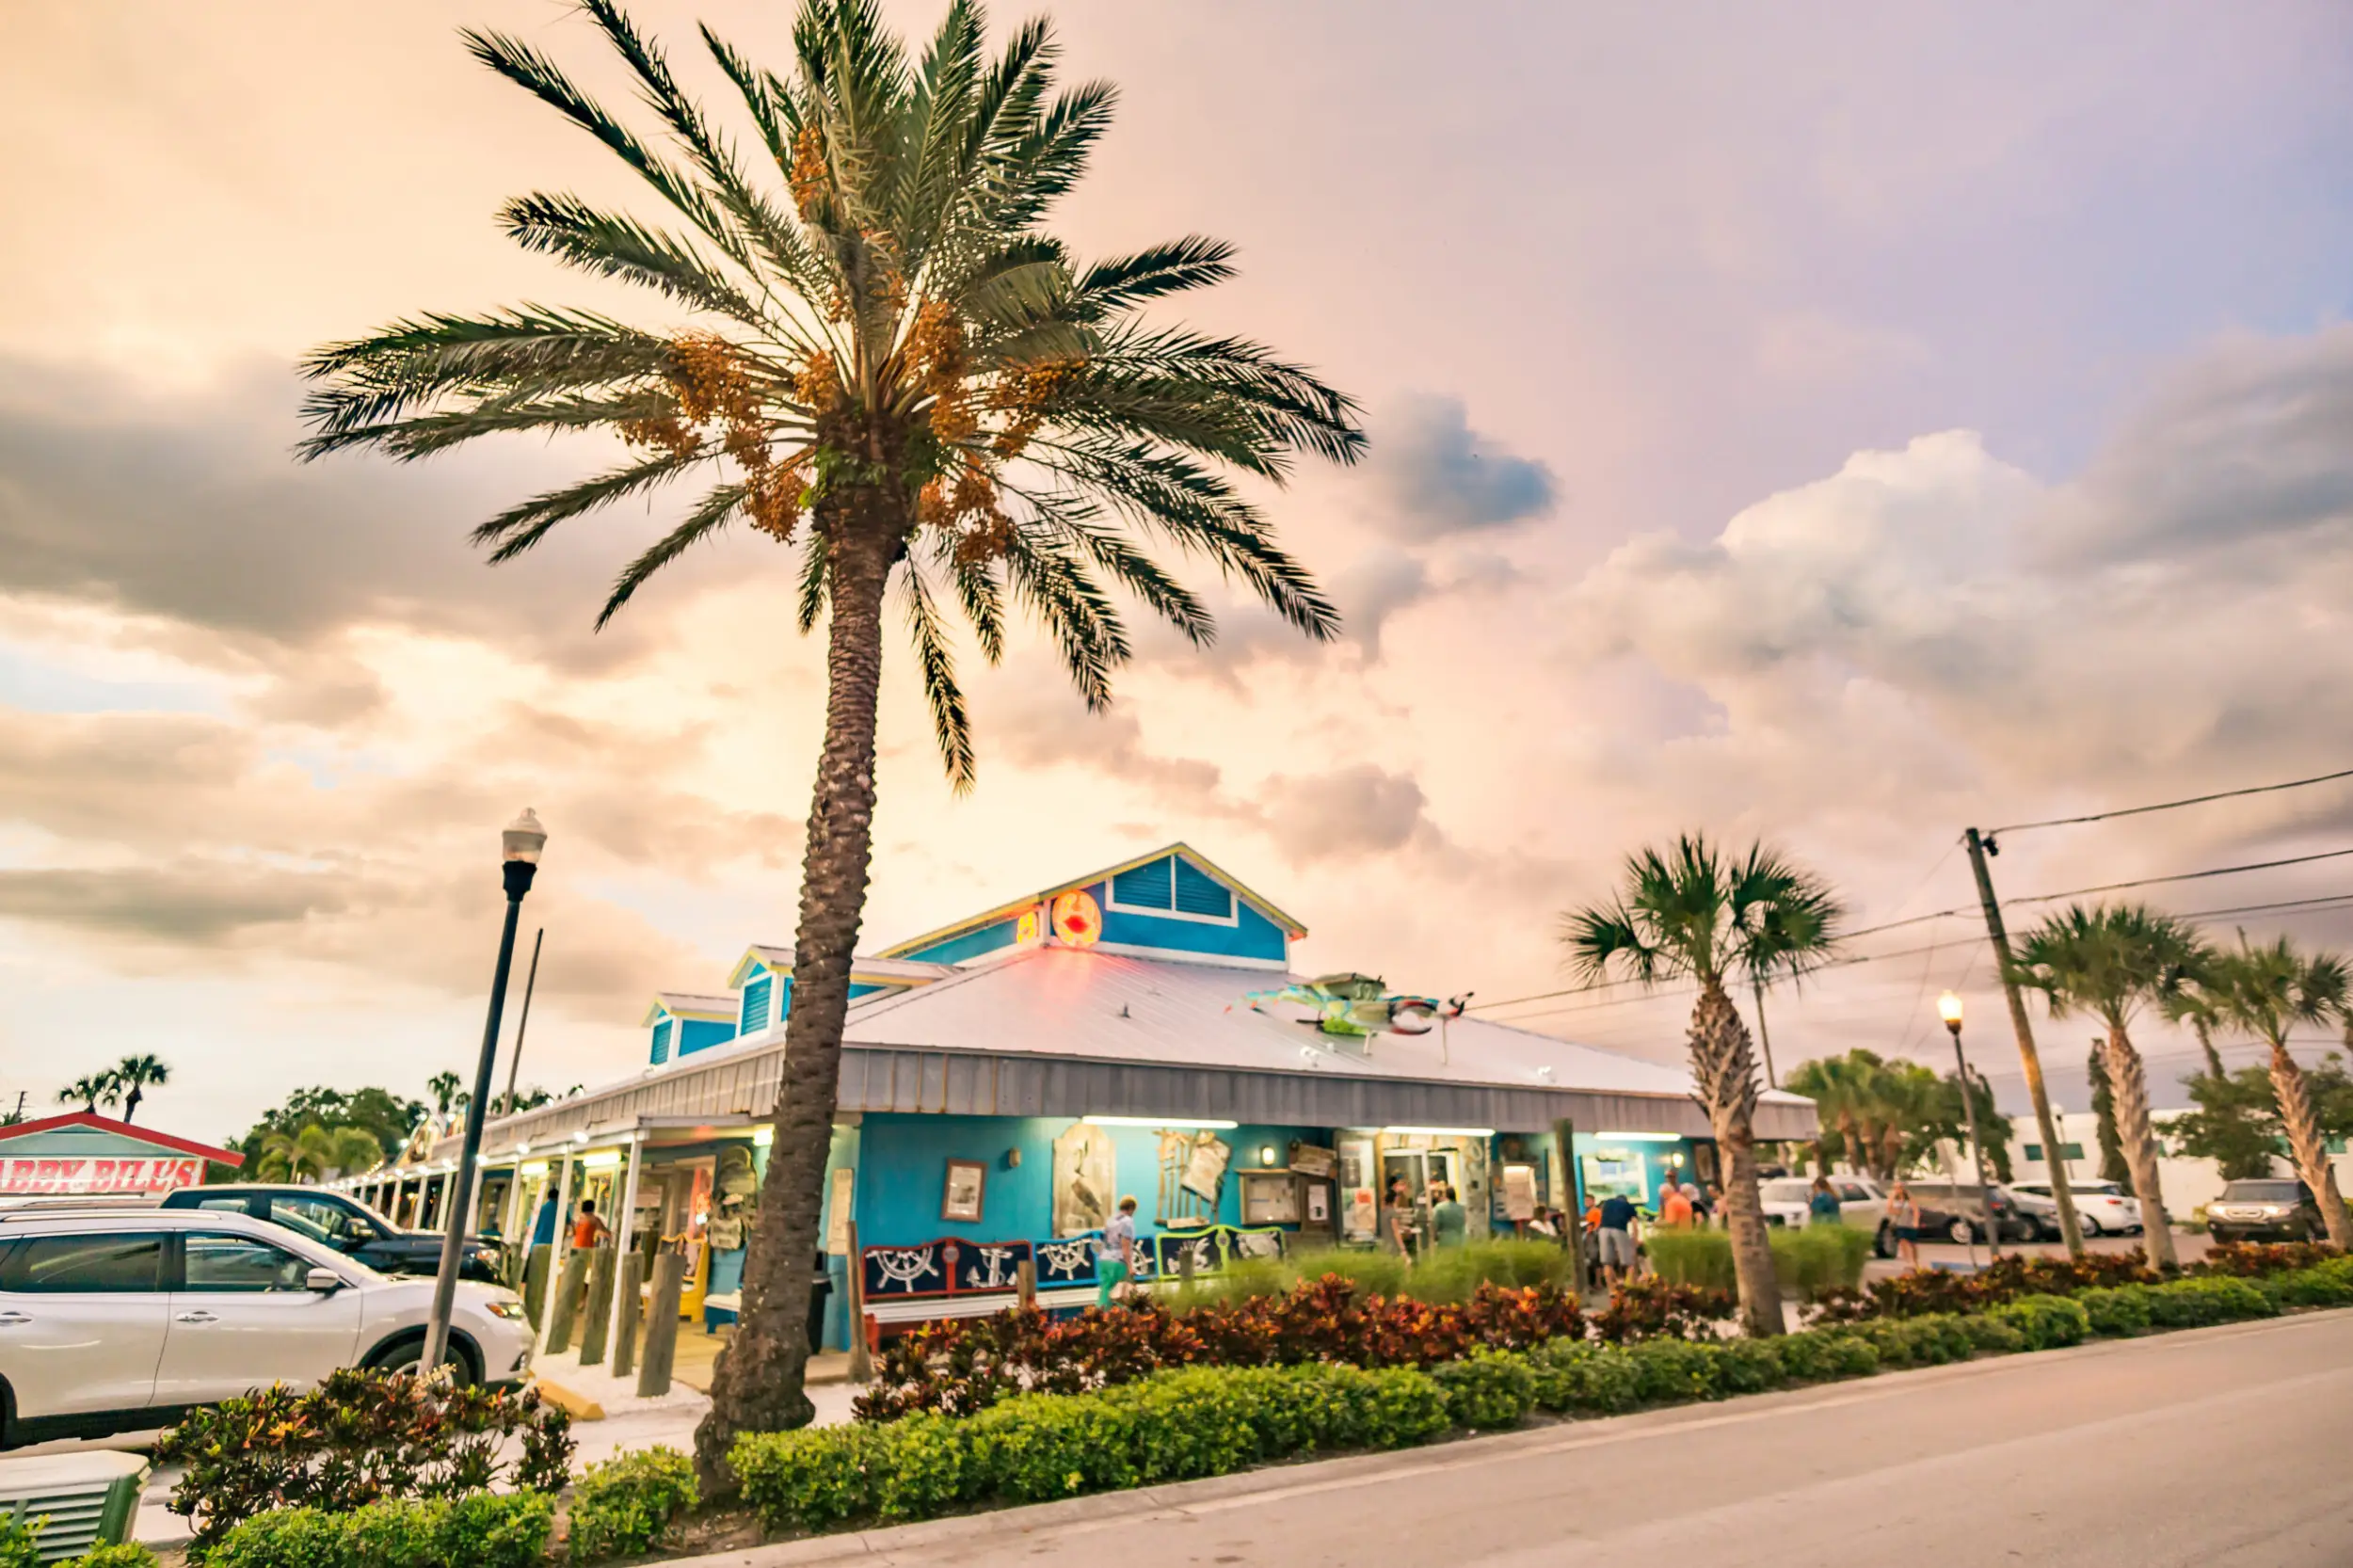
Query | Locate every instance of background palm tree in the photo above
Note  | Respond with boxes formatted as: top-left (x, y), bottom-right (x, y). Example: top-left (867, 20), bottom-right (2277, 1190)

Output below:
top-left (2176, 933), bottom-right (2352, 1249)
top-left (2013, 903), bottom-right (2200, 1267)
top-left (424, 1071), bottom-right (463, 1121)
top-left (299, 0), bottom-right (1360, 1477)
top-left (112, 1054), bottom-right (170, 1123)
top-left (1564, 835), bottom-right (1844, 1337)
top-left (1785, 1050), bottom-right (1876, 1175)
top-left (58, 1072), bottom-right (120, 1115)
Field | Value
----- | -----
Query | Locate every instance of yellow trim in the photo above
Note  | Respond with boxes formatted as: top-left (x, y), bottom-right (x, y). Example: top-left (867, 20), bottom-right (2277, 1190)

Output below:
top-left (725, 947), bottom-right (792, 989)
top-left (640, 998), bottom-right (737, 1028)
top-left (877, 842), bottom-right (1306, 958)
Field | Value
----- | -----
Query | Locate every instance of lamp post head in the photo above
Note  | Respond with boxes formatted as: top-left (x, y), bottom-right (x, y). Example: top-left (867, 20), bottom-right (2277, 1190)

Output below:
top-left (503, 808), bottom-right (548, 865)
top-left (1938, 990), bottom-right (1964, 1036)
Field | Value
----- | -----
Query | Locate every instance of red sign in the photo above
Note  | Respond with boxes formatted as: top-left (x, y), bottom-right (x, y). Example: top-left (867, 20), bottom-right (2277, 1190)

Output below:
top-left (0, 1156), bottom-right (204, 1194)
top-left (1051, 889), bottom-right (1102, 946)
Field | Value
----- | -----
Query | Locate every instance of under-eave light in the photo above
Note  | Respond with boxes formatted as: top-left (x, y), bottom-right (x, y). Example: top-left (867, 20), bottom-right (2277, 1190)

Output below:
top-left (1383, 1126), bottom-right (1495, 1140)
top-left (580, 1150), bottom-right (623, 1170)
top-left (1593, 1131), bottom-right (1684, 1143)
top-left (752, 1127), bottom-right (774, 1147)
top-left (1084, 1114), bottom-right (1239, 1129)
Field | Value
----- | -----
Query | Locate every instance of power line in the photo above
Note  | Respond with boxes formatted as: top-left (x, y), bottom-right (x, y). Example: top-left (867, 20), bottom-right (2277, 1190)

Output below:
top-left (1988, 764), bottom-right (2353, 837)
top-left (2000, 845), bottom-right (2353, 906)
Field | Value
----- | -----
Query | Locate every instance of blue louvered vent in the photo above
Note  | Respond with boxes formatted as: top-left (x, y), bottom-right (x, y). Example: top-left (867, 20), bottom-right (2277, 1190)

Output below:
top-left (1112, 858), bottom-right (1174, 909)
top-left (649, 1016), bottom-right (673, 1064)
top-left (742, 972), bottom-right (775, 1034)
top-left (1173, 859), bottom-right (1235, 920)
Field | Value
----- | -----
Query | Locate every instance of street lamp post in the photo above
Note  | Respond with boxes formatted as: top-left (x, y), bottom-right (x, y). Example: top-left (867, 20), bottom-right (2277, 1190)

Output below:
top-left (423, 808), bottom-right (547, 1373)
top-left (1939, 991), bottom-right (2000, 1264)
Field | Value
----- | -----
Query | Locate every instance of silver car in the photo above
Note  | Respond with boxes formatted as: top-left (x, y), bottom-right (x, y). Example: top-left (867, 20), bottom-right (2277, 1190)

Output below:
top-left (2009, 1178), bottom-right (2143, 1239)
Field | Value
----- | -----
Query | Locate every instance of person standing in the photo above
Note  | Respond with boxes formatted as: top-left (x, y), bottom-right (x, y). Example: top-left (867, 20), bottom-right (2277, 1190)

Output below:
top-left (1431, 1184), bottom-right (1468, 1248)
top-left (1808, 1176), bottom-right (1843, 1225)
top-left (1596, 1190), bottom-right (1639, 1286)
top-left (1096, 1194), bottom-right (1139, 1308)
top-left (1385, 1175), bottom-right (1418, 1260)
top-left (570, 1196), bottom-right (610, 1251)
top-left (1888, 1181), bottom-right (1923, 1271)
top-left (1658, 1182), bottom-right (1695, 1228)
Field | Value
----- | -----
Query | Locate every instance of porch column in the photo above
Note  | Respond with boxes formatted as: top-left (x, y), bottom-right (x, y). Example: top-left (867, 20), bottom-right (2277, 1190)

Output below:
top-left (536, 1150), bottom-right (577, 1355)
top-left (608, 1134), bottom-right (647, 1349)
top-left (503, 1160), bottom-right (532, 1241)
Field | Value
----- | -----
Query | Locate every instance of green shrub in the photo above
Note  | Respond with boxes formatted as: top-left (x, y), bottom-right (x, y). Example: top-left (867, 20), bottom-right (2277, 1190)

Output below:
top-left (2078, 1285), bottom-right (2153, 1336)
top-left (1959, 1313), bottom-right (2025, 1354)
top-left (1627, 1337), bottom-right (1723, 1403)
top-left (1429, 1350), bottom-right (1537, 1430)
top-left (1643, 1228), bottom-right (1737, 1293)
top-left (2256, 1265), bottom-right (2353, 1310)
top-left (566, 1447), bottom-right (697, 1562)
top-left (210, 1494), bottom-right (552, 1568)
top-left (0, 1517), bottom-right (42, 1568)
top-left (964, 1391), bottom-right (1139, 1503)
top-left (1769, 1224), bottom-right (1873, 1300)
top-left (2144, 1275), bottom-right (2275, 1328)
top-left (1847, 1314), bottom-right (1975, 1368)
top-left (64, 1549), bottom-right (159, 1568)
top-left (1712, 1337), bottom-right (1785, 1395)
top-left (1172, 1240), bottom-right (1571, 1312)
top-left (1990, 1294), bottom-right (2091, 1350)
top-left (1777, 1328), bottom-right (1879, 1383)
top-left (65, 1534), bottom-right (161, 1562)
top-left (1526, 1341), bottom-right (1643, 1415)
top-left (155, 1369), bottom-right (572, 1554)
top-left (736, 1362), bottom-right (1455, 1536)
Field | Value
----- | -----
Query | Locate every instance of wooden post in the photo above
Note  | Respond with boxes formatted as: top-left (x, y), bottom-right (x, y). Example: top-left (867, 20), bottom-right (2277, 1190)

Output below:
top-left (611, 1253), bottom-right (646, 1378)
top-left (844, 1221), bottom-right (872, 1384)
top-left (638, 1251), bottom-right (686, 1398)
top-left (579, 1246), bottom-right (616, 1365)
top-left (1178, 1243), bottom-right (1195, 1289)
top-left (1554, 1116), bottom-right (1590, 1299)
top-left (545, 1249), bottom-right (590, 1353)
top-left (521, 1242), bottom-right (552, 1328)
top-left (1016, 1258), bottom-right (1036, 1310)
top-left (536, 1152), bottom-right (576, 1355)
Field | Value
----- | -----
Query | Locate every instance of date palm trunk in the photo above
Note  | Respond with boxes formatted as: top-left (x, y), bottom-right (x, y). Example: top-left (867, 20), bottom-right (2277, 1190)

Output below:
top-left (1689, 979), bottom-right (1784, 1336)
top-left (2098, 1016), bottom-right (2176, 1268)
top-left (2266, 1038), bottom-right (2352, 1251)
top-left (694, 518), bottom-right (896, 1492)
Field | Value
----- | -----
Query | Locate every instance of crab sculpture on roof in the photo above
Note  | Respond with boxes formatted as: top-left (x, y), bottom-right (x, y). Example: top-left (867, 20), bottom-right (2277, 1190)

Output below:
top-left (1238, 972), bottom-right (1468, 1039)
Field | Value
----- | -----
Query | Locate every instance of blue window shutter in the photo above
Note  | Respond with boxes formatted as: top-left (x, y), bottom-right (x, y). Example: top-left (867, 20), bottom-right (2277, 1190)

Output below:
top-left (742, 972), bottom-right (774, 1034)
top-left (650, 1017), bottom-right (672, 1064)
top-left (1112, 858), bottom-right (1174, 909)
top-left (1172, 859), bottom-right (1235, 919)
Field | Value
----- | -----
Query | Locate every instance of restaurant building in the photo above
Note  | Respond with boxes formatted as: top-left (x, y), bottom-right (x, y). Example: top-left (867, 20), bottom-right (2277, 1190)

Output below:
top-left (339, 845), bottom-right (1816, 1348)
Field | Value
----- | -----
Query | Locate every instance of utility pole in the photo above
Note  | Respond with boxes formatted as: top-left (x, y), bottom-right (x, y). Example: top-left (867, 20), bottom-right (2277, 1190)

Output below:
top-left (1963, 827), bottom-right (2083, 1256)
top-left (502, 928), bottom-right (544, 1115)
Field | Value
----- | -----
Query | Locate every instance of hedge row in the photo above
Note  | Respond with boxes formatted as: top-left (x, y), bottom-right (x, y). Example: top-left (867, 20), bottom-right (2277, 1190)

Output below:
top-left (734, 1261), bottom-right (2345, 1538)
top-left (205, 1494), bottom-right (553, 1568)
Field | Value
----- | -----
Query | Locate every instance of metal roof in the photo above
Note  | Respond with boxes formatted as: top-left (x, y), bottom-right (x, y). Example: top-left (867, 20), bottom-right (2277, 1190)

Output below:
top-left (449, 946), bottom-right (1817, 1156)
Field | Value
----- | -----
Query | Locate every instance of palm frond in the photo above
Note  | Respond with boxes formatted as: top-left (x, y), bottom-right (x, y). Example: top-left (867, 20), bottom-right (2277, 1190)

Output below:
top-left (596, 481), bottom-right (745, 628)
top-left (899, 563), bottom-right (977, 789)
top-left (500, 192), bottom-right (769, 324)
top-left (472, 449), bottom-right (712, 560)
top-left (1073, 236), bottom-right (1237, 311)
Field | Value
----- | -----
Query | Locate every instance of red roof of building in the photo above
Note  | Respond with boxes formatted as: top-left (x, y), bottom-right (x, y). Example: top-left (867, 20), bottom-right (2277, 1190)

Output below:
top-left (0, 1112), bottom-right (243, 1167)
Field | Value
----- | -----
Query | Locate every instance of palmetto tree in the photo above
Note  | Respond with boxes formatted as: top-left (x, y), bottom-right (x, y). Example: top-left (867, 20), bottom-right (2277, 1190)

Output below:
top-left (59, 1072), bottom-right (120, 1115)
top-left (1784, 1050), bottom-right (1876, 1175)
top-left (1564, 835), bottom-right (1845, 1337)
top-left (112, 1054), bottom-right (170, 1124)
top-left (424, 1071), bottom-right (463, 1121)
top-left (299, 0), bottom-right (1359, 1475)
top-left (2175, 933), bottom-right (2352, 1250)
top-left (2012, 903), bottom-right (2201, 1268)
top-left (257, 1123), bottom-right (382, 1184)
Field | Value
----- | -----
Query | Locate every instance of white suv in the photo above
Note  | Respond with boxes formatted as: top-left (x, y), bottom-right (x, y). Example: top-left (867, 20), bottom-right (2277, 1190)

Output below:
top-left (0, 1204), bottom-right (535, 1449)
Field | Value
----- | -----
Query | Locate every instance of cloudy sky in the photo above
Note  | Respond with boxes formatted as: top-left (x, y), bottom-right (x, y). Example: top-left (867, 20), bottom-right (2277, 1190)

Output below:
top-left (8, 1), bottom-right (2353, 1144)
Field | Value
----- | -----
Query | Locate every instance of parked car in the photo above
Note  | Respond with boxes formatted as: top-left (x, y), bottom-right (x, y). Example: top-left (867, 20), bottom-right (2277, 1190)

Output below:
top-left (2008, 1178), bottom-right (2142, 1239)
top-left (158, 1185), bottom-right (506, 1284)
top-left (2205, 1178), bottom-right (2329, 1243)
top-left (0, 1203), bottom-right (534, 1449)
top-left (1757, 1176), bottom-right (1897, 1257)
top-left (1905, 1180), bottom-right (2038, 1245)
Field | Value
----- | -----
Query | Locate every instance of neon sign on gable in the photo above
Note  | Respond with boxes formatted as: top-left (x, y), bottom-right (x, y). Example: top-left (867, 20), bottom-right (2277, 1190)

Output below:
top-left (1050, 889), bottom-right (1101, 946)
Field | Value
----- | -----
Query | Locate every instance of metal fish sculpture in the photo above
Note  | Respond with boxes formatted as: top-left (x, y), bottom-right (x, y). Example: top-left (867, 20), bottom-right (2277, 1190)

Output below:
top-left (1236, 972), bottom-right (1468, 1038)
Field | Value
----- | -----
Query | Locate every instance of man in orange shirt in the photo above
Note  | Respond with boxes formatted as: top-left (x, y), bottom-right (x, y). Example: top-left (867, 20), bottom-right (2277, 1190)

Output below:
top-left (1658, 1184), bottom-right (1694, 1227)
top-left (571, 1197), bottom-right (611, 1250)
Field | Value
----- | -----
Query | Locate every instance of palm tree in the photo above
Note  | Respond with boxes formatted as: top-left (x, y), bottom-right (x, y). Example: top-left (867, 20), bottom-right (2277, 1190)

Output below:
top-left (1564, 835), bottom-right (1845, 1337)
top-left (298, 0), bottom-right (1360, 1474)
top-left (2175, 933), bottom-right (2352, 1250)
top-left (58, 1072), bottom-right (120, 1115)
top-left (2012, 903), bottom-right (2201, 1268)
top-left (257, 1123), bottom-right (338, 1183)
top-left (112, 1055), bottom-right (170, 1124)
top-left (424, 1071), bottom-right (463, 1121)
top-left (1785, 1050), bottom-right (1877, 1175)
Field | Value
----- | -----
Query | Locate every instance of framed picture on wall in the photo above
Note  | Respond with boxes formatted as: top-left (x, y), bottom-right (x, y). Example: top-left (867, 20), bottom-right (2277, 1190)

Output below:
top-left (941, 1159), bottom-right (986, 1223)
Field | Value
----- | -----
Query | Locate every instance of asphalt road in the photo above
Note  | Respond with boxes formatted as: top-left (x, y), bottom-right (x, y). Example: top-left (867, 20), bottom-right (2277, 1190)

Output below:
top-left (765, 1309), bottom-right (2353, 1568)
